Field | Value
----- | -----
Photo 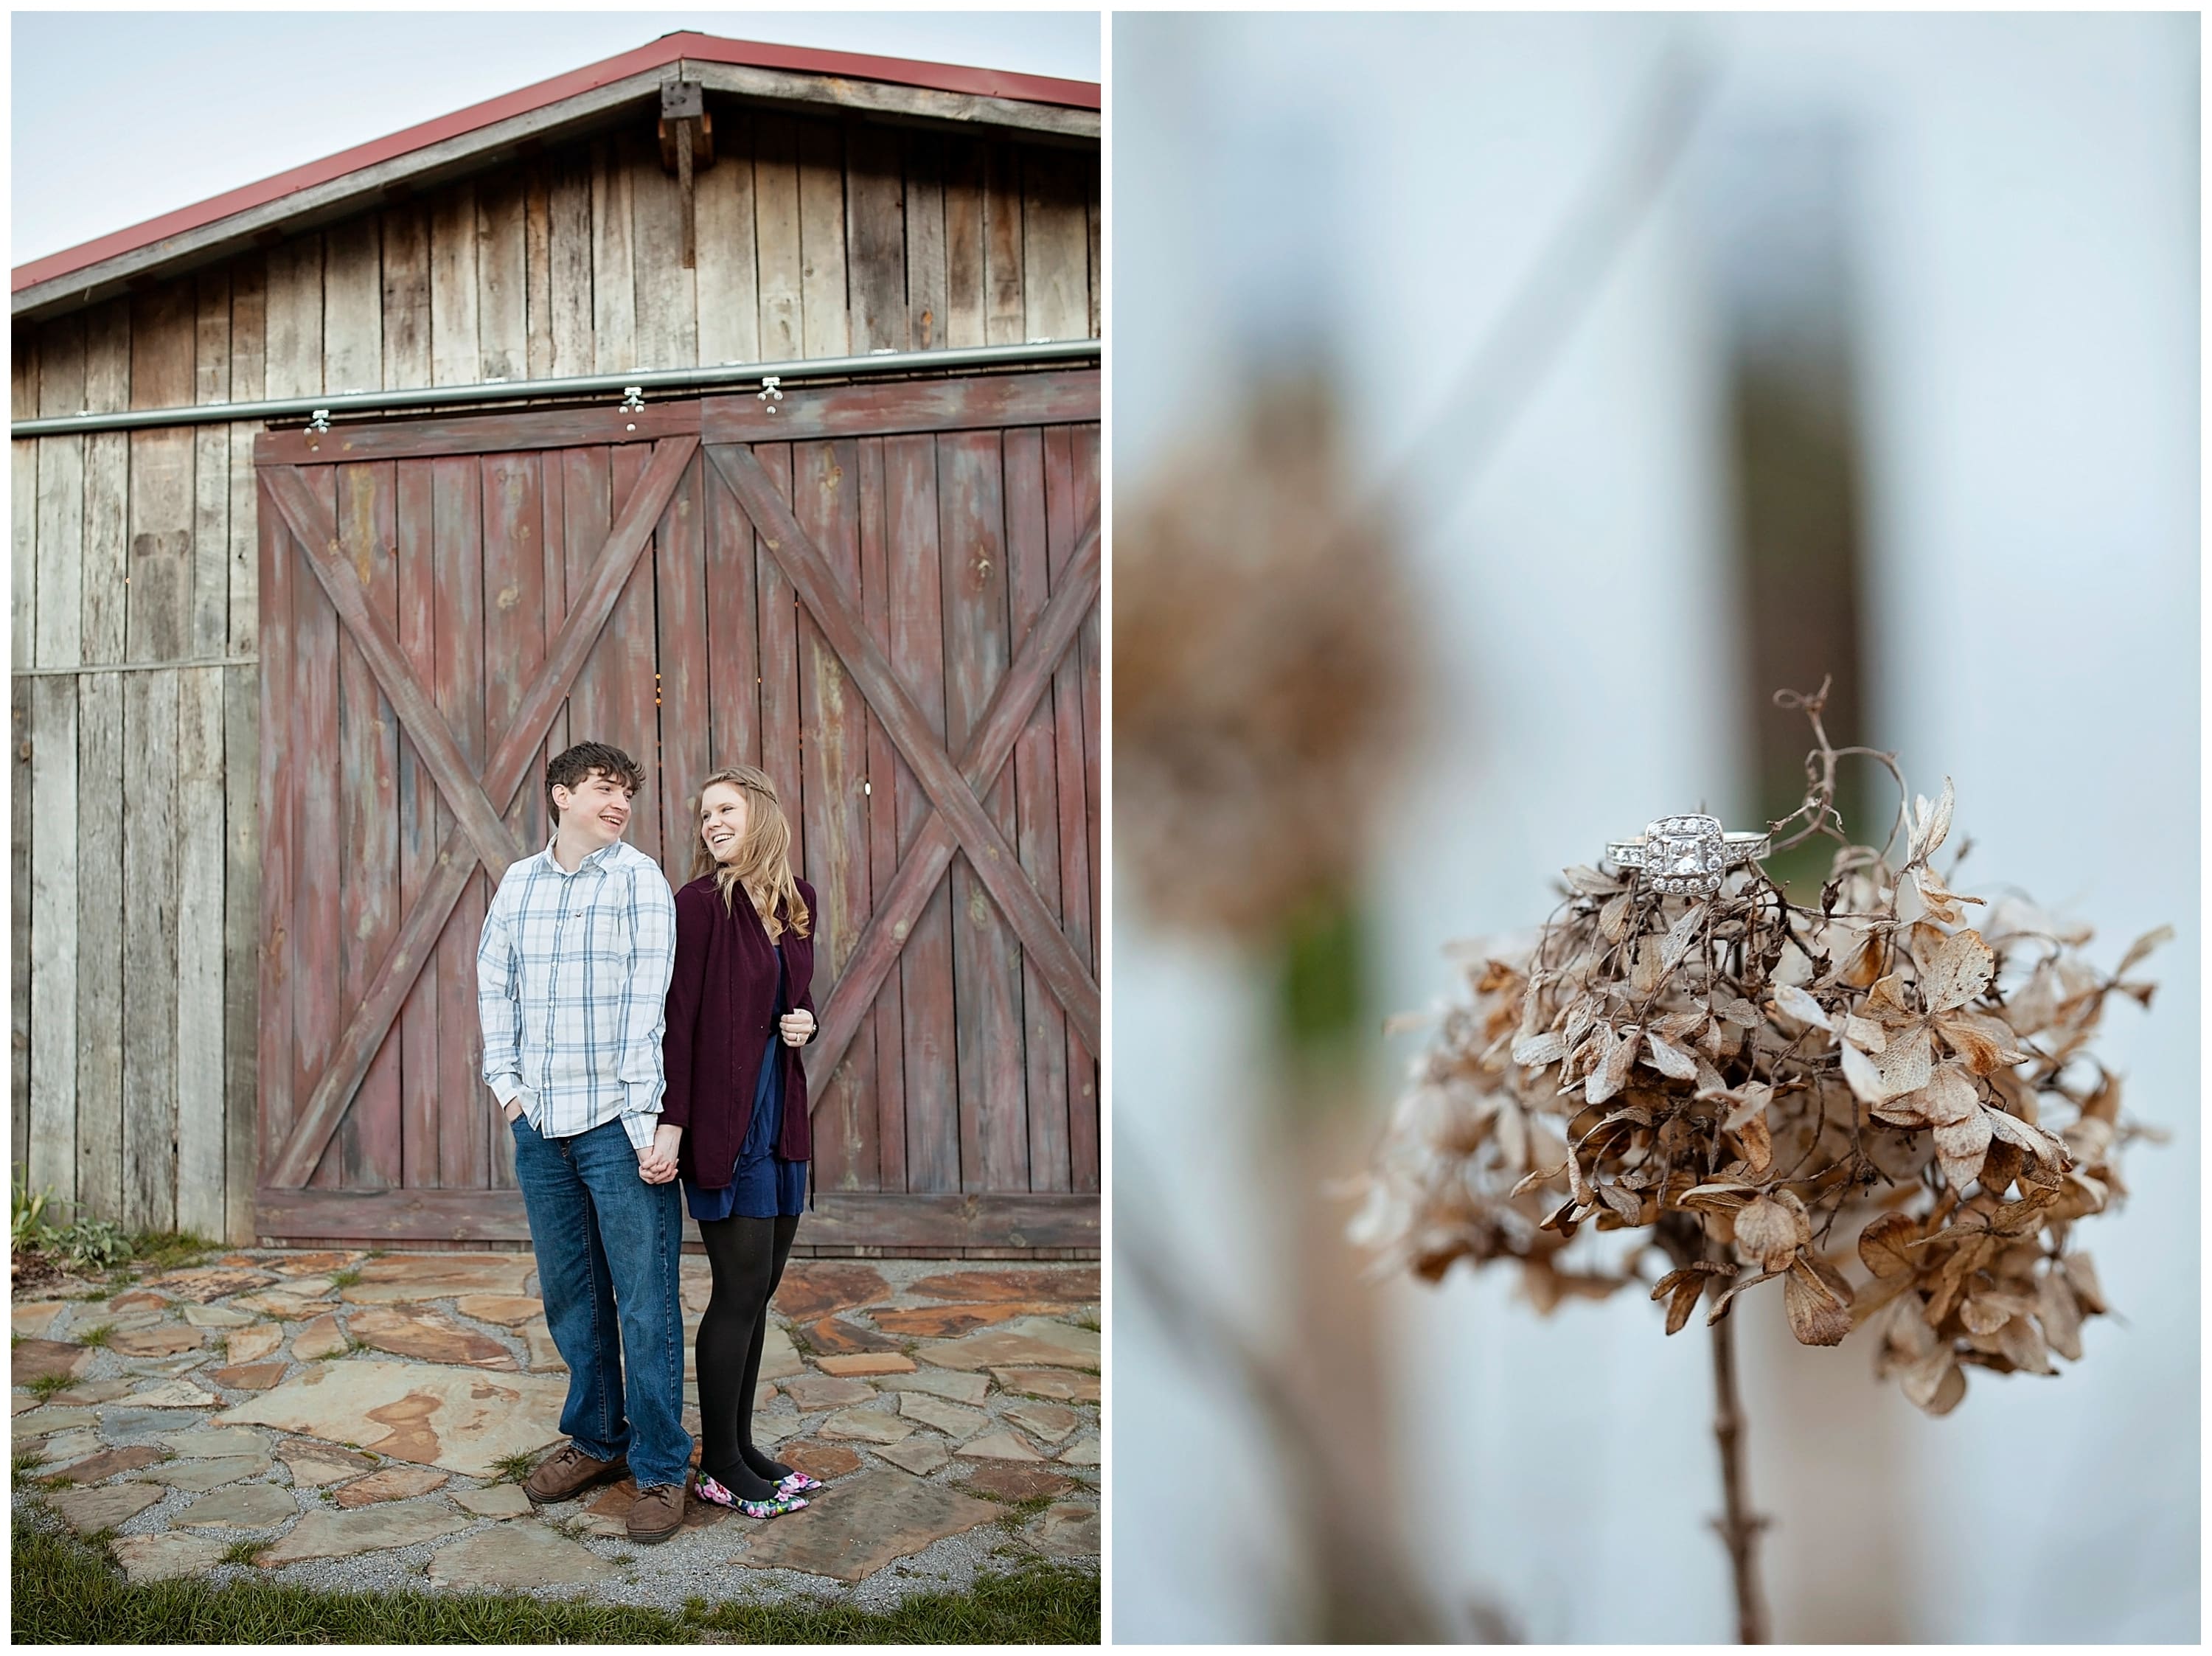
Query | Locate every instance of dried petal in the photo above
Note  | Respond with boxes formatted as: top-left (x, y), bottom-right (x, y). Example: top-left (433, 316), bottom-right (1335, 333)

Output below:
top-left (1660, 902), bottom-right (1707, 973)
top-left (1770, 983), bottom-right (1833, 1031)
top-left (1919, 929), bottom-right (1995, 1014)
top-left (1933, 1109), bottom-right (1995, 1191)
top-left (1857, 1211), bottom-right (1920, 1278)
top-left (1644, 1032), bottom-right (1699, 1081)
top-left (1784, 1258), bottom-right (1853, 1346)
top-left (1736, 1193), bottom-right (1810, 1271)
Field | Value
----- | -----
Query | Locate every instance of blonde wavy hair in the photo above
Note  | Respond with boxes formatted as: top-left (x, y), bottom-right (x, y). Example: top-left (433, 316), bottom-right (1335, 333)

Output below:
top-left (688, 765), bottom-right (811, 942)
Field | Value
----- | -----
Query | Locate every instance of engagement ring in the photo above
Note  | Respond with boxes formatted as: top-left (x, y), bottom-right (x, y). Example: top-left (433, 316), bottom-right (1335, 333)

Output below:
top-left (1605, 813), bottom-right (1771, 896)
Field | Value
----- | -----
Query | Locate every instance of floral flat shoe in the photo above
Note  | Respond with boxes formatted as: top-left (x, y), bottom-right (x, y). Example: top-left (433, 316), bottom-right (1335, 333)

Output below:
top-left (694, 1473), bottom-right (807, 1520)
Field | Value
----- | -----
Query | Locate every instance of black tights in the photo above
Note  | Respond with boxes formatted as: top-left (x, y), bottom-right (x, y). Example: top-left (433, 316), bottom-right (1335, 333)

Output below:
top-left (693, 1212), bottom-right (801, 1501)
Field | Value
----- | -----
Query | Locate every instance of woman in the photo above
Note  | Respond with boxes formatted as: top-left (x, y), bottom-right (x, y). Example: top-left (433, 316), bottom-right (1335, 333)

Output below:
top-left (655, 765), bottom-right (821, 1519)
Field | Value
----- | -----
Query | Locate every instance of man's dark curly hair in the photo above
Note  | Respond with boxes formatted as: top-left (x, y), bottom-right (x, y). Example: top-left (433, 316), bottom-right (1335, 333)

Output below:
top-left (545, 742), bottom-right (646, 827)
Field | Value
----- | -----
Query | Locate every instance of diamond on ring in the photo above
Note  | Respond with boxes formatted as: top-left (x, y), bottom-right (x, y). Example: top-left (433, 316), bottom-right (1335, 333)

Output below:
top-left (1605, 813), bottom-right (1770, 897)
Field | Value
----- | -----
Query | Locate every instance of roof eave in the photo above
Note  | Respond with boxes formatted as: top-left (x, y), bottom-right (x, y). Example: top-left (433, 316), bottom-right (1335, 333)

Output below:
top-left (13, 32), bottom-right (1098, 322)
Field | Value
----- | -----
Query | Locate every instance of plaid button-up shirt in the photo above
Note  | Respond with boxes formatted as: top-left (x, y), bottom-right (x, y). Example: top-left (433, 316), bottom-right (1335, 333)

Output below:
top-left (476, 835), bottom-right (678, 1151)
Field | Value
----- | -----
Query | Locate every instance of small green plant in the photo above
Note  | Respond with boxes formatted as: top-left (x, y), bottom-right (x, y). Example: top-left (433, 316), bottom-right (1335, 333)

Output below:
top-left (1071, 1312), bottom-right (1101, 1333)
top-left (27, 1372), bottom-right (74, 1401)
top-left (343, 1337), bottom-right (372, 1356)
top-left (327, 1268), bottom-right (362, 1290)
top-left (76, 1323), bottom-right (115, 1350)
top-left (13, 1448), bottom-right (50, 1478)
top-left (125, 1231), bottom-right (215, 1274)
top-left (490, 1450), bottom-right (539, 1485)
top-left (993, 1492), bottom-right (1057, 1534)
top-left (364, 1248), bottom-right (389, 1261)
top-left (220, 1537), bottom-right (263, 1567)
top-left (74, 1287), bottom-right (111, 1304)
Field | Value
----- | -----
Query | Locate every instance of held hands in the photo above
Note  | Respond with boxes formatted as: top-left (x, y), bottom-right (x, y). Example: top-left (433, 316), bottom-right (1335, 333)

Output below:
top-left (637, 1122), bottom-right (684, 1184)
top-left (779, 1008), bottom-right (815, 1047)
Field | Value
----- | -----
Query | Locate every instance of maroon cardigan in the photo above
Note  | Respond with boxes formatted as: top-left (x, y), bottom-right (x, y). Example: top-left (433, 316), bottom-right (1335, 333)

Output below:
top-left (660, 874), bottom-right (818, 1185)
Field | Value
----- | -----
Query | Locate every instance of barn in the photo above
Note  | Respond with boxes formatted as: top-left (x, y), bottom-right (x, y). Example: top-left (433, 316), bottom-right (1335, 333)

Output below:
top-left (10, 32), bottom-right (1101, 1260)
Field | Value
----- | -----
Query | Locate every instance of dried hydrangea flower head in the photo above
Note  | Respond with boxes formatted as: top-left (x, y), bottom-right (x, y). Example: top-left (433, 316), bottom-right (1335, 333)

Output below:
top-left (1113, 378), bottom-right (1421, 938)
top-left (1352, 689), bottom-right (2166, 1414)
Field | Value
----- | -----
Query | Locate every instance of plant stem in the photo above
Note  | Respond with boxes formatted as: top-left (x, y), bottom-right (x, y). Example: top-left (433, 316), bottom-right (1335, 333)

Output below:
top-left (1709, 1309), bottom-right (1770, 1644)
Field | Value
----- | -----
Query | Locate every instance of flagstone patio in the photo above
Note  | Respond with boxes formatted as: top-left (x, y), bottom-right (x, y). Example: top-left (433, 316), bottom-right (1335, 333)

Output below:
top-left (12, 1250), bottom-right (1098, 1609)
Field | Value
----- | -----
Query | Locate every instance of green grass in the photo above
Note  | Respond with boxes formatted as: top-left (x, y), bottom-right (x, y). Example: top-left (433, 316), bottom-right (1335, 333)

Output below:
top-left (13, 1517), bottom-right (1098, 1643)
top-left (219, 1539), bottom-right (262, 1568)
top-left (489, 1450), bottom-right (539, 1484)
top-left (26, 1372), bottom-right (74, 1401)
top-left (74, 1324), bottom-right (114, 1350)
top-left (13, 1449), bottom-right (49, 1479)
top-left (327, 1268), bottom-right (362, 1290)
top-left (125, 1231), bottom-right (217, 1274)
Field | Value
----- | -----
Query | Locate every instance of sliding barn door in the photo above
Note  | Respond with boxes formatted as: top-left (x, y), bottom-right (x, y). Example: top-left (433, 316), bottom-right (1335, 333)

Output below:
top-left (255, 370), bottom-right (1099, 1250)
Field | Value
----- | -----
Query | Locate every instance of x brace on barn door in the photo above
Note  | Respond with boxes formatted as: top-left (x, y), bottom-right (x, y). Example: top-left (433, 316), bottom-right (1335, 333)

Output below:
top-left (258, 437), bottom-right (699, 1189)
top-left (258, 420), bottom-right (1101, 1197)
top-left (703, 442), bottom-right (1102, 1078)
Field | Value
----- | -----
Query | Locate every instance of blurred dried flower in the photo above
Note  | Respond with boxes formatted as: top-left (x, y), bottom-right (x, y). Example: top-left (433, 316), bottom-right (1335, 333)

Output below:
top-left (1113, 378), bottom-right (1422, 938)
top-left (1352, 686), bottom-right (2166, 1414)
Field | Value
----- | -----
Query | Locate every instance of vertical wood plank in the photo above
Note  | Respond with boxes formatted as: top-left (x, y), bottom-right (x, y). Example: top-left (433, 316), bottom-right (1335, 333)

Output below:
top-left (695, 111), bottom-right (761, 369)
top-left (76, 301), bottom-right (130, 1220)
top-left (191, 270), bottom-right (232, 655)
top-left (558, 448), bottom-right (615, 761)
top-left (175, 667), bottom-right (227, 1239)
top-left (335, 462), bottom-right (403, 1191)
top-left (856, 436), bottom-right (908, 1192)
top-left (380, 203), bottom-right (433, 391)
top-left (548, 150), bottom-right (596, 377)
top-left (524, 161), bottom-right (554, 381)
top-left (884, 434), bottom-right (958, 1191)
top-left (11, 679), bottom-right (32, 1194)
top-left (430, 181), bottom-right (481, 387)
top-left (902, 133), bottom-right (948, 352)
top-left (122, 666), bottom-right (181, 1229)
top-left (602, 444), bottom-right (661, 866)
top-left (1072, 426), bottom-right (1102, 954)
top-left (795, 438), bottom-right (874, 1191)
top-left (128, 283), bottom-right (196, 664)
top-left (1003, 427), bottom-right (1069, 1191)
top-left (796, 119), bottom-right (850, 359)
top-left (11, 332), bottom-right (36, 1191)
top-left (321, 215), bottom-right (383, 394)
top-left (291, 466), bottom-right (342, 1190)
top-left (537, 448), bottom-right (571, 773)
top-left (431, 456), bottom-right (487, 1186)
top-left (1021, 147), bottom-right (1091, 343)
top-left (938, 431), bottom-right (1025, 1191)
top-left (1044, 426), bottom-right (1099, 1192)
top-left (34, 316), bottom-right (86, 671)
top-left (655, 452), bottom-right (709, 883)
top-left (223, 655), bottom-right (260, 1242)
top-left (1086, 167), bottom-right (1102, 341)
top-left (262, 236), bottom-right (324, 398)
top-left (846, 127), bottom-right (908, 353)
top-left (754, 116), bottom-right (803, 362)
top-left (981, 144), bottom-right (1026, 347)
top-left (590, 139), bottom-right (639, 373)
top-left (480, 449), bottom-right (544, 1192)
top-left (394, 459), bottom-right (440, 1189)
top-left (630, 127), bottom-right (699, 371)
top-left (476, 173), bottom-right (529, 383)
top-left (255, 481), bottom-right (296, 1209)
top-left (28, 675), bottom-right (77, 1209)
top-left (751, 445), bottom-right (803, 837)
top-left (942, 139), bottom-right (988, 349)
top-left (703, 449), bottom-right (760, 771)
top-left (230, 253), bottom-right (268, 404)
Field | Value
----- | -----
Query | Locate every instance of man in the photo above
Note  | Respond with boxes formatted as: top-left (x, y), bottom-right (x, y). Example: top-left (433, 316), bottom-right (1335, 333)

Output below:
top-left (477, 741), bottom-right (691, 1544)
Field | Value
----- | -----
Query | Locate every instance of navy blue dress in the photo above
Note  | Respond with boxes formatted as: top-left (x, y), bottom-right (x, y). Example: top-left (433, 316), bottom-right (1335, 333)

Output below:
top-left (683, 943), bottom-right (810, 1221)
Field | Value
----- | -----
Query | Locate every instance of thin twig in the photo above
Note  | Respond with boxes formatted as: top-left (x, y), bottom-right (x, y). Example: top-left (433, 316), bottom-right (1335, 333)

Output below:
top-left (1708, 1306), bottom-right (1772, 1644)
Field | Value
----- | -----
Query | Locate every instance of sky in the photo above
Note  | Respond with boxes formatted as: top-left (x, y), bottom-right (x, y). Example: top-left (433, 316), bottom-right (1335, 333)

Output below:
top-left (10, 10), bottom-right (1102, 265)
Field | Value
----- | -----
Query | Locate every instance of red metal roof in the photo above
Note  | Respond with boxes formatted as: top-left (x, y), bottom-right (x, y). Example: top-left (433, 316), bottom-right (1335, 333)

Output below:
top-left (13, 31), bottom-right (1098, 295)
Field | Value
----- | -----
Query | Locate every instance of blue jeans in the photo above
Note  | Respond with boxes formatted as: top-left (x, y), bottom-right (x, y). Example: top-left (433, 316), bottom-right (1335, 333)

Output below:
top-left (509, 1114), bottom-right (691, 1489)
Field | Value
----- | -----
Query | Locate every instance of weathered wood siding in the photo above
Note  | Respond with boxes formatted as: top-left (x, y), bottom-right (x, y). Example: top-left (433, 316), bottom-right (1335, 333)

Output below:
top-left (10, 108), bottom-right (1098, 1249)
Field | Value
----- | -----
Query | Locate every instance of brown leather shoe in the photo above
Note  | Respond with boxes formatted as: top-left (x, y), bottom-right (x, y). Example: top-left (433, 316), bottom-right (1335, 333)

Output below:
top-left (626, 1481), bottom-right (685, 1545)
top-left (523, 1443), bottom-right (628, 1506)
